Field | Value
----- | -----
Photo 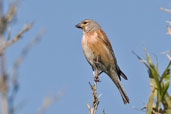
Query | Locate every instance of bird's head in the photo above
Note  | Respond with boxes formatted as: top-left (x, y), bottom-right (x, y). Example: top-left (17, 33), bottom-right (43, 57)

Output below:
top-left (75, 19), bottom-right (101, 33)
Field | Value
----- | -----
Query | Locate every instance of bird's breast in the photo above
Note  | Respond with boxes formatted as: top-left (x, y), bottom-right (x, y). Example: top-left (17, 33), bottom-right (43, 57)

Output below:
top-left (81, 31), bottom-right (114, 71)
top-left (81, 32), bottom-right (97, 66)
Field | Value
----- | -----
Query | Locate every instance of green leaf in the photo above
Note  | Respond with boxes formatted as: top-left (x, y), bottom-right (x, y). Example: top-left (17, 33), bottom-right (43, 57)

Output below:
top-left (163, 93), bottom-right (171, 110)
top-left (146, 91), bottom-right (155, 114)
top-left (161, 69), bottom-right (170, 100)
top-left (166, 109), bottom-right (171, 114)
top-left (134, 50), bottom-right (171, 113)
top-left (160, 61), bottom-right (171, 100)
top-left (146, 51), bottom-right (161, 106)
top-left (146, 52), bottom-right (160, 89)
top-left (132, 51), bottom-right (150, 69)
top-left (160, 61), bottom-right (171, 82)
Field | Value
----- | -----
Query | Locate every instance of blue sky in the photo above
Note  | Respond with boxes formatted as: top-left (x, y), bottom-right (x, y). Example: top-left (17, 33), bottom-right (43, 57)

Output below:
top-left (3, 0), bottom-right (171, 114)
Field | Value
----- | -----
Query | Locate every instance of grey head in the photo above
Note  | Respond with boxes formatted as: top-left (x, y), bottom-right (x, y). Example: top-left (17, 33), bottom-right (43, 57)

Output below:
top-left (75, 19), bottom-right (101, 33)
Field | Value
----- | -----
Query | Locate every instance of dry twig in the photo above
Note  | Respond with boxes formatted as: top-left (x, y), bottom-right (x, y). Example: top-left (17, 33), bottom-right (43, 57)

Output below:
top-left (167, 26), bottom-right (171, 36)
top-left (87, 67), bottom-right (100, 114)
top-left (0, 23), bottom-right (33, 54)
top-left (160, 8), bottom-right (171, 12)
top-left (0, 2), bottom-right (16, 114)
top-left (7, 30), bottom-right (44, 114)
top-left (103, 109), bottom-right (105, 114)
top-left (36, 90), bottom-right (64, 114)
top-left (0, 1), bottom-right (42, 114)
top-left (8, 29), bottom-right (44, 79)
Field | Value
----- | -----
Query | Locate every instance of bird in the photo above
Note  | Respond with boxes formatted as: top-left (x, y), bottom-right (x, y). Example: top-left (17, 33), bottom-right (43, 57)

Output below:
top-left (75, 19), bottom-right (129, 104)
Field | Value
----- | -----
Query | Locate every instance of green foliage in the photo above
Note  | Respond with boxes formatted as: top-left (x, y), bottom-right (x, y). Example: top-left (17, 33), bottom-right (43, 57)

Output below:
top-left (146, 90), bottom-right (155, 114)
top-left (134, 50), bottom-right (171, 114)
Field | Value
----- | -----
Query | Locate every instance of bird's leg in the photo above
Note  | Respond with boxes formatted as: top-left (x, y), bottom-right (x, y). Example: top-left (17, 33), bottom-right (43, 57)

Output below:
top-left (92, 71), bottom-right (99, 82)
top-left (93, 55), bottom-right (103, 76)
top-left (94, 68), bottom-right (100, 82)
top-left (93, 55), bottom-right (101, 65)
top-left (93, 56), bottom-right (100, 82)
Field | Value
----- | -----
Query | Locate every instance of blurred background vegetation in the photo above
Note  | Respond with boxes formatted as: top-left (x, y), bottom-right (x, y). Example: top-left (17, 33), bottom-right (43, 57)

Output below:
top-left (0, 1), bottom-right (171, 114)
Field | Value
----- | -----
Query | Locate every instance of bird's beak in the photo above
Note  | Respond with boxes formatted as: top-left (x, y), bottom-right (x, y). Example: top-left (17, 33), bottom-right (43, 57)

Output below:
top-left (75, 23), bottom-right (82, 29)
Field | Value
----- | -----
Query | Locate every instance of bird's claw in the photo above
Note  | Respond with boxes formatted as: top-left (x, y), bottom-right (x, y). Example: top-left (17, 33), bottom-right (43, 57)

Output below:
top-left (94, 75), bottom-right (100, 82)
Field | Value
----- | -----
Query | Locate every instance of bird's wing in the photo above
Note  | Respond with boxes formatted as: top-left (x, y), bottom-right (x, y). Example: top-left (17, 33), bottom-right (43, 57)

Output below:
top-left (97, 29), bottom-right (128, 80)
top-left (97, 29), bottom-right (117, 64)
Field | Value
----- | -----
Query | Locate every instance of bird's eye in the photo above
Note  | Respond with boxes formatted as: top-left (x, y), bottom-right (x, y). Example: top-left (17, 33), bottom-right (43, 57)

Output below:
top-left (83, 22), bottom-right (88, 24)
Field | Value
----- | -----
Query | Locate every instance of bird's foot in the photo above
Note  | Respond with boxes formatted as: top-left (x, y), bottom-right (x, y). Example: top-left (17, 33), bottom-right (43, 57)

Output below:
top-left (93, 73), bottom-right (100, 82)
top-left (94, 76), bottom-right (100, 82)
top-left (93, 69), bottom-right (101, 82)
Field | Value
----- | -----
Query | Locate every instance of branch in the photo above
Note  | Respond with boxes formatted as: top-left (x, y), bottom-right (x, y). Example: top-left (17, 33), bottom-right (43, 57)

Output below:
top-left (0, 1), bottom-right (8, 114)
top-left (103, 109), bottom-right (105, 114)
top-left (1, 95), bottom-right (8, 114)
top-left (0, 4), bottom-right (16, 35)
top-left (7, 30), bottom-right (44, 114)
top-left (36, 90), bottom-right (64, 114)
top-left (167, 26), bottom-right (171, 36)
top-left (4, 4), bottom-right (16, 23)
top-left (160, 8), bottom-right (171, 12)
top-left (4, 23), bottom-right (33, 49)
top-left (87, 68), bottom-right (100, 114)
top-left (9, 29), bottom-right (44, 76)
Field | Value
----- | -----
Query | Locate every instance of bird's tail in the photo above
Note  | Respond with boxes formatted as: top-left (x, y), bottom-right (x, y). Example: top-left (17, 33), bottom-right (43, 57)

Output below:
top-left (117, 81), bottom-right (129, 104)
top-left (109, 73), bottom-right (129, 104)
